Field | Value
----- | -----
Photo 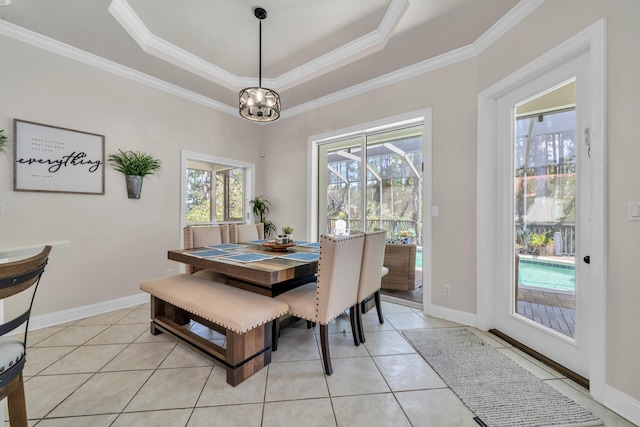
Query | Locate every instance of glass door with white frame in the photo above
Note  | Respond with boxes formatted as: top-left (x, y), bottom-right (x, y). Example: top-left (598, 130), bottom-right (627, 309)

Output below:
top-left (495, 53), bottom-right (591, 378)
top-left (317, 124), bottom-right (424, 302)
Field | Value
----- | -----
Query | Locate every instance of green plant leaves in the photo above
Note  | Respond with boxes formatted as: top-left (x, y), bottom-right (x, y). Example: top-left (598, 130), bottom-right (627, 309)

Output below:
top-left (107, 149), bottom-right (161, 177)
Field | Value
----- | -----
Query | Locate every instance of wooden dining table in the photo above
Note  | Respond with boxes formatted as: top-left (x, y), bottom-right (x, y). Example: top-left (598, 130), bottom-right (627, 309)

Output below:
top-left (167, 241), bottom-right (319, 297)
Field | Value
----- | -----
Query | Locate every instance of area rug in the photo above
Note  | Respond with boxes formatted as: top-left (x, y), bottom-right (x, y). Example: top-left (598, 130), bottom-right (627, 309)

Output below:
top-left (402, 328), bottom-right (601, 427)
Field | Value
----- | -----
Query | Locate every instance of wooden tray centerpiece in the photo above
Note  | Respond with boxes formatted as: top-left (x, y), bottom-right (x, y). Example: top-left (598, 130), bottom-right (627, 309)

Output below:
top-left (262, 240), bottom-right (296, 252)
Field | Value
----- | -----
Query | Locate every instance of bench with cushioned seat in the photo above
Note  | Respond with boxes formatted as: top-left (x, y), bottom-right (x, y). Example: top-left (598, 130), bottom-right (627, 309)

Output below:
top-left (140, 273), bottom-right (288, 386)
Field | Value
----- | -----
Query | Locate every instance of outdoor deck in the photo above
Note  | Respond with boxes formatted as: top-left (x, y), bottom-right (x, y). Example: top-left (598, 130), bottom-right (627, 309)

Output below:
top-left (380, 260), bottom-right (576, 338)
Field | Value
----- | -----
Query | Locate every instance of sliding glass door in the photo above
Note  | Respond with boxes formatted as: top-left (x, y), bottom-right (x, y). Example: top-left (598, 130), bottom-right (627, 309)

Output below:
top-left (318, 125), bottom-right (423, 242)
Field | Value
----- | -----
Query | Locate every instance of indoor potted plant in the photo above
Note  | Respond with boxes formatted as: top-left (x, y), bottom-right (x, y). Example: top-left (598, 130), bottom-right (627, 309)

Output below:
top-left (107, 149), bottom-right (161, 199)
top-left (249, 195), bottom-right (276, 237)
top-left (282, 225), bottom-right (294, 241)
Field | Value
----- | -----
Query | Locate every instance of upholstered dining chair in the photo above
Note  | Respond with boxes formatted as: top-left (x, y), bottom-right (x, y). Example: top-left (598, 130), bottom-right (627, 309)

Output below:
top-left (0, 245), bottom-right (51, 427)
top-left (276, 232), bottom-right (365, 375)
top-left (183, 224), bottom-right (230, 249)
top-left (234, 223), bottom-right (264, 243)
top-left (183, 225), bottom-right (231, 275)
top-left (353, 228), bottom-right (388, 344)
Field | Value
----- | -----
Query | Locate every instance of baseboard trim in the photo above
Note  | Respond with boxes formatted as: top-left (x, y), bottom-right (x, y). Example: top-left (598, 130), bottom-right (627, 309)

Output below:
top-left (427, 304), bottom-right (477, 327)
top-left (380, 294), bottom-right (423, 309)
top-left (29, 293), bottom-right (150, 331)
top-left (603, 384), bottom-right (640, 426)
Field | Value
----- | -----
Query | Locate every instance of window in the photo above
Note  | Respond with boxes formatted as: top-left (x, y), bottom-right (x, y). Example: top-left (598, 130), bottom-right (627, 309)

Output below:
top-left (186, 168), bottom-right (212, 223)
top-left (215, 168), bottom-right (244, 221)
top-left (186, 162), bottom-right (244, 224)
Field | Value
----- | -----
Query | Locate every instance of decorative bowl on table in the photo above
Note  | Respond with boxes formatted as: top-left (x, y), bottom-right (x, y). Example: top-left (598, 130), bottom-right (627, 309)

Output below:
top-left (262, 241), bottom-right (296, 252)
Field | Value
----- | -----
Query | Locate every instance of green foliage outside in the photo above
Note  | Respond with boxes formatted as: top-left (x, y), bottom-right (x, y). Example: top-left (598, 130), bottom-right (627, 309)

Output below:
top-left (187, 168), bottom-right (212, 223)
top-left (187, 201), bottom-right (212, 223)
top-left (529, 232), bottom-right (550, 249)
top-left (327, 148), bottom-right (422, 237)
top-left (186, 168), bottom-right (244, 224)
top-left (215, 169), bottom-right (244, 221)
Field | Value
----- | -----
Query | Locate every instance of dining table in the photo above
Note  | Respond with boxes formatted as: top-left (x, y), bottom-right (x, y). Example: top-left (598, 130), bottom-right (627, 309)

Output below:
top-left (167, 240), bottom-right (320, 297)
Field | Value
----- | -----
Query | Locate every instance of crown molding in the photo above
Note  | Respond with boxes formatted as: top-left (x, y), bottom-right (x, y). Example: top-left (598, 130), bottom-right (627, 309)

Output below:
top-left (108, 0), bottom-right (408, 92)
top-left (273, 0), bottom-right (409, 91)
top-left (0, 19), bottom-right (237, 117)
top-left (0, 0), bottom-right (542, 122)
top-left (284, 43), bottom-right (477, 119)
top-left (285, 0), bottom-right (544, 120)
top-left (474, 0), bottom-right (545, 53)
top-left (108, 0), bottom-right (240, 90)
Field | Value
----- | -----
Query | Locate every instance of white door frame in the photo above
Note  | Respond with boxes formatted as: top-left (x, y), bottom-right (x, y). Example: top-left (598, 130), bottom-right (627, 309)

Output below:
top-left (476, 20), bottom-right (606, 399)
top-left (495, 54), bottom-right (589, 377)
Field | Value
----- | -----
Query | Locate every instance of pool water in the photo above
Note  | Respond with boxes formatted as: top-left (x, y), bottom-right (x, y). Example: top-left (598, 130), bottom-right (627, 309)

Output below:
top-left (416, 247), bottom-right (422, 269)
top-left (518, 260), bottom-right (575, 292)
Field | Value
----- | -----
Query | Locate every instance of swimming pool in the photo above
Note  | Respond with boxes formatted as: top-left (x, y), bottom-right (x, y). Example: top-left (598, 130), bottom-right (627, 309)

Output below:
top-left (518, 259), bottom-right (575, 292)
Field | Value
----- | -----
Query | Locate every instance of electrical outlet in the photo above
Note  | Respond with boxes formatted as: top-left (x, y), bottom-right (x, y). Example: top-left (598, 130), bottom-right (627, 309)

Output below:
top-left (166, 269), bottom-right (173, 276)
top-left (443, 284), bottom-right (451, 296)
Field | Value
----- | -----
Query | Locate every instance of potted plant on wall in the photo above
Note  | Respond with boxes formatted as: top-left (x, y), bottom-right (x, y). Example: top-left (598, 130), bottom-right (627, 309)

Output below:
top-left (107, 149), bottom-right (161, 199)
top-left (249, 195), bottom-right (276, 238)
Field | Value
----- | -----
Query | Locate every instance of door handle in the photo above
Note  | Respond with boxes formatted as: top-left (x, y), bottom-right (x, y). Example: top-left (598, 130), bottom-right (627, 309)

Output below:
top-left (583, 255), bottom-right (590, 264)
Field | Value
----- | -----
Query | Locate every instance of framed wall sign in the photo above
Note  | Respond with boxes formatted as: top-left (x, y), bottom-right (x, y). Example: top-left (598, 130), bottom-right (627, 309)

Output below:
top-left (13, 119), bottom-right (105, 195)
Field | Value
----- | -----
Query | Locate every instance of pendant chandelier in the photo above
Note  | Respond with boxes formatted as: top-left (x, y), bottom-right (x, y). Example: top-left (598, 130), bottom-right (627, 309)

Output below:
top-left (239, 7), bottom-right (281, 122)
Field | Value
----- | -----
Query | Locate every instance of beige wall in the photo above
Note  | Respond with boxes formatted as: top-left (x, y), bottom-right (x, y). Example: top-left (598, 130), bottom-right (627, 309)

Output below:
top-left (262, 59), bottom-right (479, 314)
top-left (261, 0), bottom-right (640, 405)
top-left (476, 0), bottom-right (640, 405)
top-left (0, 36), bottom-right (261, 317)
top-left (1, 0), bottom-right (639, 409)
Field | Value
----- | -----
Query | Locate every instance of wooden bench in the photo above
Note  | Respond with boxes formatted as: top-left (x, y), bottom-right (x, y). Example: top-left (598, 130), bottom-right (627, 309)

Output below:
top-left (140, 274), bottom-right (289, 386)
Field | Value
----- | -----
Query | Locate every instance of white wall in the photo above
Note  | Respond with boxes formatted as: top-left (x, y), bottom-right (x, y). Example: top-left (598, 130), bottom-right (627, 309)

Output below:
top-left (0, 35), bottom-right (261, 318)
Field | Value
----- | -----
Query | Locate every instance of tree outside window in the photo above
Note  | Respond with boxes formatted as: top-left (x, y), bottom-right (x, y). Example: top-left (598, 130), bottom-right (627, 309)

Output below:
top-left (186, 167), bottom-right (244, 224)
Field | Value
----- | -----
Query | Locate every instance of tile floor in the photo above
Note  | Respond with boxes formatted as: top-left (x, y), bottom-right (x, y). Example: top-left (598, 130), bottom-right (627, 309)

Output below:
top-left (10, 301), bottom-right (635, 426)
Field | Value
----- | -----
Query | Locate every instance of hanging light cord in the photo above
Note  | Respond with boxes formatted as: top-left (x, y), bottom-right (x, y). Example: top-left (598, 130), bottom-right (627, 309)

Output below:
top-left (258, 19), bottom-right (262, 88)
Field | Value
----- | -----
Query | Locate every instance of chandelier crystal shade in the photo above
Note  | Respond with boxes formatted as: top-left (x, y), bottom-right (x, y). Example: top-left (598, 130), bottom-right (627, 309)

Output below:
top-left (239, 7), bottom-right (281, 122)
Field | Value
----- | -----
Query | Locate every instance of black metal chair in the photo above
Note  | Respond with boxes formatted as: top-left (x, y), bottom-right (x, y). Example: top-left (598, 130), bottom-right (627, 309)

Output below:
top-left (0, 246), bottom-right (51, 427)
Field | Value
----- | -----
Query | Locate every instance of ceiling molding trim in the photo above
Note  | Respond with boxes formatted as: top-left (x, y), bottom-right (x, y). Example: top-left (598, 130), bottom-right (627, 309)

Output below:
top-left (283, 43), bottom-right (477, 119)
top-left (108, 0), bottom-right (408, 92)
top-left (281, 0), bottom-right (544, 120)
top-left (0, 19), bottom-right (237, 117)
top-left (274, 0), bottom-right (409, 91)
top-left (0, 0), bottom-right (543, 122)
top-left (107, 0), bottom-right (150, 47)
top-left (108, 0), bottom-right (240, 90)
top-left (474, 0), bottom-right (545, 53)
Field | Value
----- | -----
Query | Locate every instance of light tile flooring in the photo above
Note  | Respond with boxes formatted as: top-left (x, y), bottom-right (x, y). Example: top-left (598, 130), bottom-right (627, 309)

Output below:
top-left (10, 301), bottom-right (635, 426)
